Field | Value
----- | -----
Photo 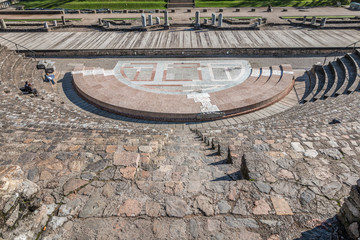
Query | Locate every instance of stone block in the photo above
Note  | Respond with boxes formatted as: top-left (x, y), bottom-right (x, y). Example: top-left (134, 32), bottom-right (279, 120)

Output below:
top-left (119, 166), bottom-right (137, 180)
top-left (63, 179), bottom-right (88, 195)
top-left (253, 199), bottom-right (271, 215)
top-left (37, 60), bottom-right (47, 69)
top-left (0, 19), bottom-right (7, 29)
top-left (118, 199), bottom-right (141, 217)
top-left (139, 145), bottom-right (152, 153)
top-left (343, 198), bottom-right (360, 223)
top-left (348, 222), bottom-right (359, 239)
top-left (45, 62), bottom-right (56, 73)
top-left (146, 201), bottom-right (161, 217)
top-left (350, 185), bottom-right (360, 208)
top-left (106, 145), bottom-right (117, 153)
top-left (166, 196), bottom-right (187, 217)
top-left (79, 194), bottom-right (106, 218)
top-left (113, 151), bottom-right (140, 167)
top-left (291, 142), bottom-right (305, 152)
top-left (195, 195), bottom-right (214, 216)
top-left (271, 197), bottom-right (293, 215)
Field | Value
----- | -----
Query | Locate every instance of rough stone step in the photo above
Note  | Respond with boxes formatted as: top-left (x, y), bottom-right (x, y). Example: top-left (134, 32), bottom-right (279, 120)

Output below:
top-left (322, 64), bottom-right (335, 98)
top-left (303, 70), bottom-right (316, 102)
top-left (334, 59), bottom-right (347, 95)
top-left (312, 67), bottom-right (326, 100)
top-left (350, 52), bottom-right (360, 92)
top-left (341, 55), bottom-right (357, 93)
top-left (12, 58), bottom-right (31, 88)
top-left (327, 61), bottom-right (340, 97)
top-left (337, 57), bottom-right (350, 93)
top-left (1, 54), bottom-right (22, 84)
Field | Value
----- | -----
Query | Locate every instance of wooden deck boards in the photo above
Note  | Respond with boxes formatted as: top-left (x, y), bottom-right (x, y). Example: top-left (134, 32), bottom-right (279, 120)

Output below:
top-left (0, 29), bottom-right (359, 50)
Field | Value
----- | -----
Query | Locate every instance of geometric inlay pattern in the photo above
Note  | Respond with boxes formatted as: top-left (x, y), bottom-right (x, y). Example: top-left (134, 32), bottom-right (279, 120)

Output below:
top-left (113, 60), bottom-right (252, 95)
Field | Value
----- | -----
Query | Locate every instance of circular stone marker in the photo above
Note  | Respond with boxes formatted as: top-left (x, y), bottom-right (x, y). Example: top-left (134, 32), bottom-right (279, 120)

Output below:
top-left (113, 60), bottom-right (252, 95)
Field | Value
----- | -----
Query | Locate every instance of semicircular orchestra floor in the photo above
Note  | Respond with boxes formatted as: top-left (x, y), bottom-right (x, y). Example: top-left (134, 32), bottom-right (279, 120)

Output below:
top-left (72, 59), bottom-right (295, 122)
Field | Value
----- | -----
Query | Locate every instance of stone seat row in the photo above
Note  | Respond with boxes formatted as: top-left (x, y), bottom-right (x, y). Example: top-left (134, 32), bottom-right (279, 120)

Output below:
top-left (193, 91), bottom-right (360, 159)
top-left (0, 45), bottom-right (50, 94)
top-left (72, 64), bottom-right (294, 122)
top-left (0, 45), bottom-right (129, 130)
top-left (302, 50), bottom-right (360, 103)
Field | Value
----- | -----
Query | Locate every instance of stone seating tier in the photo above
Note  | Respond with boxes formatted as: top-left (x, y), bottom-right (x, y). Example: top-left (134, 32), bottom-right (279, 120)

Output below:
top-left (72, 65), bottom-right (294, 122)
top-left (193, 90), bottom-right (360, 239)
top-left (302, 50), bottom-right (360, 102)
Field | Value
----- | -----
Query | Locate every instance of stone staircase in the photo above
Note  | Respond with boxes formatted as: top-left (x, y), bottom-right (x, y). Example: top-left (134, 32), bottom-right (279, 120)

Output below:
top-left (0, 45), bottom-right (54, 96)
top-left (0, 45), bottom-right (141, 132)
top-left (301, 49), bottom-right (360, 102)
top-left (167, 0), bottom-right (194, 8)
top-left (192, 91), bottom-right (360, 239)
top-left (3, 123), bottom-right (339, 239)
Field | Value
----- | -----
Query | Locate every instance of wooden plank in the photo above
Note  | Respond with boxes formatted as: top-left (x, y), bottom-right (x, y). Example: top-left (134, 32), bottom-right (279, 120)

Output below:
top-left (183, 31), bottom-right (191, 48)
top-left (207, 31), bottom-right (220, 48)
top-left (199, 32), bottom-right (208, 48)
top-left (129, 32), bottom-right (144, 49)
top-left (53, 32), bottom-right (81, 49)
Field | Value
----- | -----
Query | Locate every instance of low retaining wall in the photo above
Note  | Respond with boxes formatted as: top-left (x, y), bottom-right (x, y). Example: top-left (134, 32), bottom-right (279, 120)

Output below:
top-left (19, 47), bottom-right (357, 58)
top-left (0, 10), bottom-right (64, 14)
top-left (338, 180), bottom-right (360, 239)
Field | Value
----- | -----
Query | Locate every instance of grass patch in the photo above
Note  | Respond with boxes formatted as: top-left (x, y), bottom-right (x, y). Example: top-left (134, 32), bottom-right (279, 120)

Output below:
top-left (281, 15), bottom-right (357, 19)
top-left (195, 0), bottom-right (346, 7)
top-left (21, 0), bottom-right (347, 9)
top-left (21, 1), bottom-right (166, 10)
top-left (4, 18), bottom-right (82, 22)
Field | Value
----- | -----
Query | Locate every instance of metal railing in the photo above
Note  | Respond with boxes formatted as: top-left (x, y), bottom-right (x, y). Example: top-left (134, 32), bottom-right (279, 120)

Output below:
top-left (0, 35), bottom-right (37, 61)
top-left (323, 40), bottom-right (360, 65)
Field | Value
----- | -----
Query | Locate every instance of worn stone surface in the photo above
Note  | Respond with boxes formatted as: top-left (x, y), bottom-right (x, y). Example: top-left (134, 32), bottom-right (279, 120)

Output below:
top-left (146, 201), bottom-right (161, 217)
top-left (79, 194), bottom-right (106, 218)
top-left (119, 166), bottom-right (137, 180)
top-left (1, 51), bottom-right (360, 239)
top-left (252, 199), bottom-right (271, 215)
top-left (271, 197), bottom-right (293, 216)
top-left (63, 179), bottom-right (88, 195)
top-left (118, 199), bottom-right (141, 217)
top-left (196, 195), bottom-right (214, 216)
top-left (113, 151), bottom-right (140, 167)
top-left (166, 197), bottom-right (187, 218)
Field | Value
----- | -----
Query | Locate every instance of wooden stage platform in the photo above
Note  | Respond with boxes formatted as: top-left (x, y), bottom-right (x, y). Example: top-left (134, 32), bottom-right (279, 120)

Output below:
top-left (0, 29), bottom-right (359, 51)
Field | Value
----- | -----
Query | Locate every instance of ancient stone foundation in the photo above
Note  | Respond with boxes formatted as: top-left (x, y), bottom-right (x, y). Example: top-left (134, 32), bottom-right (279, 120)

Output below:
top-left (338, 180), bottom-right (360, 239)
